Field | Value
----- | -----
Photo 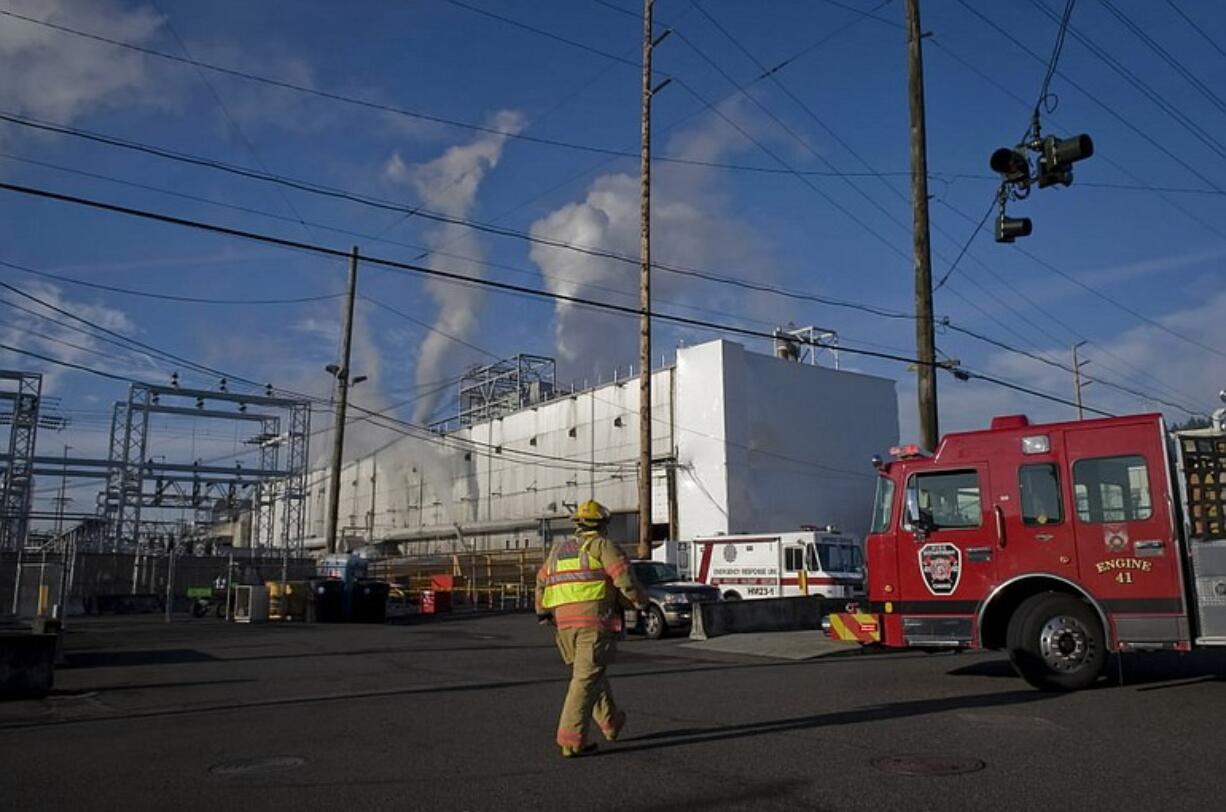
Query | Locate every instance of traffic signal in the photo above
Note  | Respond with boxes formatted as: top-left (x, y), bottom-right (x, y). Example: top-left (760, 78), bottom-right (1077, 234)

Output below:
top-left (995, 213), bottom-right (1032, 244)
top-left (990, 147), bottom-right (1030, 186)
top-left (1037, 133), bottom-right (1093, 188)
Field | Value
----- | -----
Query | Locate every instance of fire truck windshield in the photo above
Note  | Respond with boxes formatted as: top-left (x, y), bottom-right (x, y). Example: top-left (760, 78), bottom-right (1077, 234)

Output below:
top-left (870, 477), bottom-right (895, 534)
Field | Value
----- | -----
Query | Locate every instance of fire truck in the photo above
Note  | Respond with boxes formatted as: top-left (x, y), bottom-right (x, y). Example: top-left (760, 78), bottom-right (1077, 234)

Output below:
top-left (826, 412), bottom-right (1226, 691)
top-left (687, 530), bottom-right (866, 603)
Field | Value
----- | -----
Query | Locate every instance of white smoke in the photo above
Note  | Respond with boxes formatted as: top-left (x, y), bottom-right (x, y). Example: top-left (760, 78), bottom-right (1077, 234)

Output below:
top-left (528, 100), bottom-right (786, 378)
top-left (383, 109), bottom-right (525, 423)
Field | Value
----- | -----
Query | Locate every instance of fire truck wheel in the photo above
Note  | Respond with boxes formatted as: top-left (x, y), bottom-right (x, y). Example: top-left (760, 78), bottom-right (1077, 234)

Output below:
top-left (723, 591), bottom-right (743, 601)
top-left (1008, 592), bottom-right (1105, 691)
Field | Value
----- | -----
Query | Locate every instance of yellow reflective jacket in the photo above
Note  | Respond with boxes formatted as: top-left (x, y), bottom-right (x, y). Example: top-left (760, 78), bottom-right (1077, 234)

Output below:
top-left (535, 531), bottom-right (645, 630)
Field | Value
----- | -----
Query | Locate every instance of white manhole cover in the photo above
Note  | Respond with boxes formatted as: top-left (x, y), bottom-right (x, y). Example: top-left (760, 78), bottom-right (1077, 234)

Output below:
top-left (209, 756), bottom-right (307, 777)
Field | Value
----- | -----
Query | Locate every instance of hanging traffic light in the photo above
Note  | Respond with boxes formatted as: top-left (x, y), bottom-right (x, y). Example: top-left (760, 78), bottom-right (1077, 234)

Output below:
top-left (995, 213), bottom-right (1033, 244)
top-left (990, 147), bottom-right (1031, 186)
top-left (1037, 133), bottom-right (1093, 188)
top-left (988, 130), bottom-right (1093, 244)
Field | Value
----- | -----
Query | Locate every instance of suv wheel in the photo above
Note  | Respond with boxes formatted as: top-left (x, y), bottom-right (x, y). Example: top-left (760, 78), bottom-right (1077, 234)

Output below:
top-left (644, 606), bottom-right (667, 640)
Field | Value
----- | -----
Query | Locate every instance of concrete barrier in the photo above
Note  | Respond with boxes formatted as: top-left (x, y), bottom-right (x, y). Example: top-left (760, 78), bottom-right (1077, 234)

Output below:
top-left (690, 596), bottom-right (825, 640)
top-left (0, 632), bottom-right (56, 698)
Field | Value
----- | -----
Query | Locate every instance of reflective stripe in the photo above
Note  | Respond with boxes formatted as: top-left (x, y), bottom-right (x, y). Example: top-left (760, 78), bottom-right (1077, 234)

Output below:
top-left (544, 571), bottom-right (606, 586)
top-left (542, 580), bottom-right (606, 608)
top-left (556, 729), bottom-right (583, 746)
top-left (541, 535), bottom-right (609, 608)
top-left (605, 557), bottom-right (629, 577)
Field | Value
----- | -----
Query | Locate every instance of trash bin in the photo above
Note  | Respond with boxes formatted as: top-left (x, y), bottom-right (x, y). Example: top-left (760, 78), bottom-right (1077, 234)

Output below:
top-left (311, 578), bottom-right (345, 623)
top-left (352, 580), bottom-right (390, 623)
top-left (421, 590), bottom-right (451, 615)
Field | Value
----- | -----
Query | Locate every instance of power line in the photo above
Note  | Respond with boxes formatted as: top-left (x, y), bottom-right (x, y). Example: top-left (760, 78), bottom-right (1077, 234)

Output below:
top-left (1165, 0), bottom-right (1226, 62)
top-left (6, 135), bottom-right (1197, 415)
top-left (677, 3), bottom-right (1108, 375)
top-left (944, 321), bottom-right (1205, 417)
top-left (0, 178), bottom-right (1128, 417)
top-left (0, 7), bottom-right (914, 179)
top-left (1026, 0), bottom-right (1226, 163)
top-left (1032, 0), bottom-right (1076, 124)
top-left (698, 0), bottom-right (1222, 404)
top-left (1097, 0), bottom-right (1226, 119)
top-left (1, 152), bottom-right (919, 361)
top-left (955, 0), bottom-right (1226, 193)
top-left (0, 258), bottom-right (344, 305)
top-left (151, 1), bottom-right (316, 242)
top-left (0, 111), bottom-right (918, 321)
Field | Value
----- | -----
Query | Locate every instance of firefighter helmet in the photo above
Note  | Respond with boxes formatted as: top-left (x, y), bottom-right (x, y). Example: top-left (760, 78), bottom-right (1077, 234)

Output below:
top-left (573, 499), bottom-right (611, 527)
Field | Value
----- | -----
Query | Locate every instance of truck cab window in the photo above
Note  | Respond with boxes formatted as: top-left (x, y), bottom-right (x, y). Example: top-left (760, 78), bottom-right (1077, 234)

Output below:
top-left (1019, 463), bottom-right (1063, 526)
top-left (906, 470), bottom-right (982, 529)
top-left (805, 543), bottom-right (819, 572)
top-left (870, 477), bottom-right (895, 534)
top-left (1073, 455), bottom-right (1152, 523)
top-left (785, 547), bottom-right (805, 571)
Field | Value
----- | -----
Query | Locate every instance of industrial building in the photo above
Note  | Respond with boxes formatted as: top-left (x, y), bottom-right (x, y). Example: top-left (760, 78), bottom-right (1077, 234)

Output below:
top-left (285, 338), bottom-right (899, 555)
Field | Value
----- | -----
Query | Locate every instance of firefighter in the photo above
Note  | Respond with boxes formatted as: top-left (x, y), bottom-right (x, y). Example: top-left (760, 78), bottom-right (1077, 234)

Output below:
top-left (536, 499), bottom-right (648, 758)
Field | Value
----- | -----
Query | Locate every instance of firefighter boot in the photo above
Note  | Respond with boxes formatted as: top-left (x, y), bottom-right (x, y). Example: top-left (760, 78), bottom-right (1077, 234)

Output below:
top-left (560, 743), bottom-right (599, 758)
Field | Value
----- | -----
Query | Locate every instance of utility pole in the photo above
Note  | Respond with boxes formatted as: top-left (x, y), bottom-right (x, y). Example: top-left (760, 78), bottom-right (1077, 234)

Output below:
top-left (906, 0), bottom-right (938, 452)
top-left (1072, 341), bottom-right (1091, 420)
top-left (636, 0), bottom-right (654, 560)
top-left (325, 246), bottom-right (359, 555)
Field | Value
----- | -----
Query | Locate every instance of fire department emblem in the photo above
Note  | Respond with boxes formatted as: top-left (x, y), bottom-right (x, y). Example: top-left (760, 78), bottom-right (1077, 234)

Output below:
top-left (1104, 524), bottom-right (1128, 553)
top-left (918, 543), bottom-right (962, 596)
top-left (723, 544), bottom-right (737, 563)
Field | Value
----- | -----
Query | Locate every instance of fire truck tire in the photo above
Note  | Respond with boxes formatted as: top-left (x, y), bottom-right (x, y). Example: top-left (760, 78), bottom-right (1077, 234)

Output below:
top-left (644, 606), bottom-right (667, 640)
top-left (723, 591), bottom-right (742, 601)
top-left (1008, 592), bottom-right (1105, 691)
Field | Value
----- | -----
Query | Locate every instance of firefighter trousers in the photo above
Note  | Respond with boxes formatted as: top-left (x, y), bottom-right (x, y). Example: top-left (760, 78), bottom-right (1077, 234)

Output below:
top-left (554, 626), bottom-right (624, 748)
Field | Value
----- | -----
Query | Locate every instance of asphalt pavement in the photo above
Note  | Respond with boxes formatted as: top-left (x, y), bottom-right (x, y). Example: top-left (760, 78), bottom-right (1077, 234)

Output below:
top-left (2, 612), bottom-right (1225, 811)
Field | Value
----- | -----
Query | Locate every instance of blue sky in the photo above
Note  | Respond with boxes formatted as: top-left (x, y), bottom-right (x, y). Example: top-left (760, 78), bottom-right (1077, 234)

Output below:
top-left (2, 0), bottom-right (1225, 518)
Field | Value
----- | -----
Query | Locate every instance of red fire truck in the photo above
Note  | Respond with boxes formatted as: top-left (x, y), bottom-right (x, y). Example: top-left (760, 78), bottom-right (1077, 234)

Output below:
top-left (827, 412), bottom-right (1226, 691)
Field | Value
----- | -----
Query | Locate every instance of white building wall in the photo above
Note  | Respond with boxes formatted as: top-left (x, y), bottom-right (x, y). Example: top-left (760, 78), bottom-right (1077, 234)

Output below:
top-left (674, 340), bottom-right (898, 541)
top-left (282, 339), bottom-right (898, 553)
top-left (291, 367), bottom-right (673, 553)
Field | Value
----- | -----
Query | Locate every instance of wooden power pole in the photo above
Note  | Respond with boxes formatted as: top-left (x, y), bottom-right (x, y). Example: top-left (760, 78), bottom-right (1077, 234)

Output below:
top-left (637, 0), bottom-right (654, 560)
top-left (325, 246), bottom-right (359, 555)
top-left (906, 0), bottom-right (938, 452)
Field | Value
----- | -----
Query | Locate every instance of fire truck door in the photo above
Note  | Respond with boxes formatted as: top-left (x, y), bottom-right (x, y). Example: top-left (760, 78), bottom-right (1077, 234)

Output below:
top-left (991, 456), bottom-right (1079, 583)
top-left (895, 464), bottom-right (996, 642)
top-left (1065, 426), bottom-right (1185, 637)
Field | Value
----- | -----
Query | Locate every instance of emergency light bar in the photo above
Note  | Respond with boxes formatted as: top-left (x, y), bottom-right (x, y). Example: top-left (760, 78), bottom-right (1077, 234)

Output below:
top-left (889, 444), bottom-right (929, 459)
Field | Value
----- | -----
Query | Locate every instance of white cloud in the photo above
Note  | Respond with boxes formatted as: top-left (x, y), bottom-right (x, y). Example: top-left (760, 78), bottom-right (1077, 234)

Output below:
top-left (0, 0), bottom-right (169, 126)
top-left (0, 281), bottom-right (152, 392)
top-left (382, 109), bottom-right (526, 423)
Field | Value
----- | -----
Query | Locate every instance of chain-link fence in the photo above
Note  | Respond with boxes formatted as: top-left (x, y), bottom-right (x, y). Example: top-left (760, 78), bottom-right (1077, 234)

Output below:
top-left (1, 551), bottom-right (314, 618)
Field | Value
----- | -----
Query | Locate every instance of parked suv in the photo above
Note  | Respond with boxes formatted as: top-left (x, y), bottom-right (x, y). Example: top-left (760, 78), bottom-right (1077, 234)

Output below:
top-left (627, 561), bottom-right (721, 639)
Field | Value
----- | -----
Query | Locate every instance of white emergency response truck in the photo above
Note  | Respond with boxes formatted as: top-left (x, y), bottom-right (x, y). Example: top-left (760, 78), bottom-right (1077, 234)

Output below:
top-left (662, 530), bottom-right (866, 602)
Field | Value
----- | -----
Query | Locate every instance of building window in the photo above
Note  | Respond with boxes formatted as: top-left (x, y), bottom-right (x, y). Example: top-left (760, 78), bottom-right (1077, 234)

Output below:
top-left (1019, 463), bottom-right (1063, 526)
top-left (906, 470), bottom-right (982, 529)
top-left (1073, 455), bottom-right (1152, 523)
